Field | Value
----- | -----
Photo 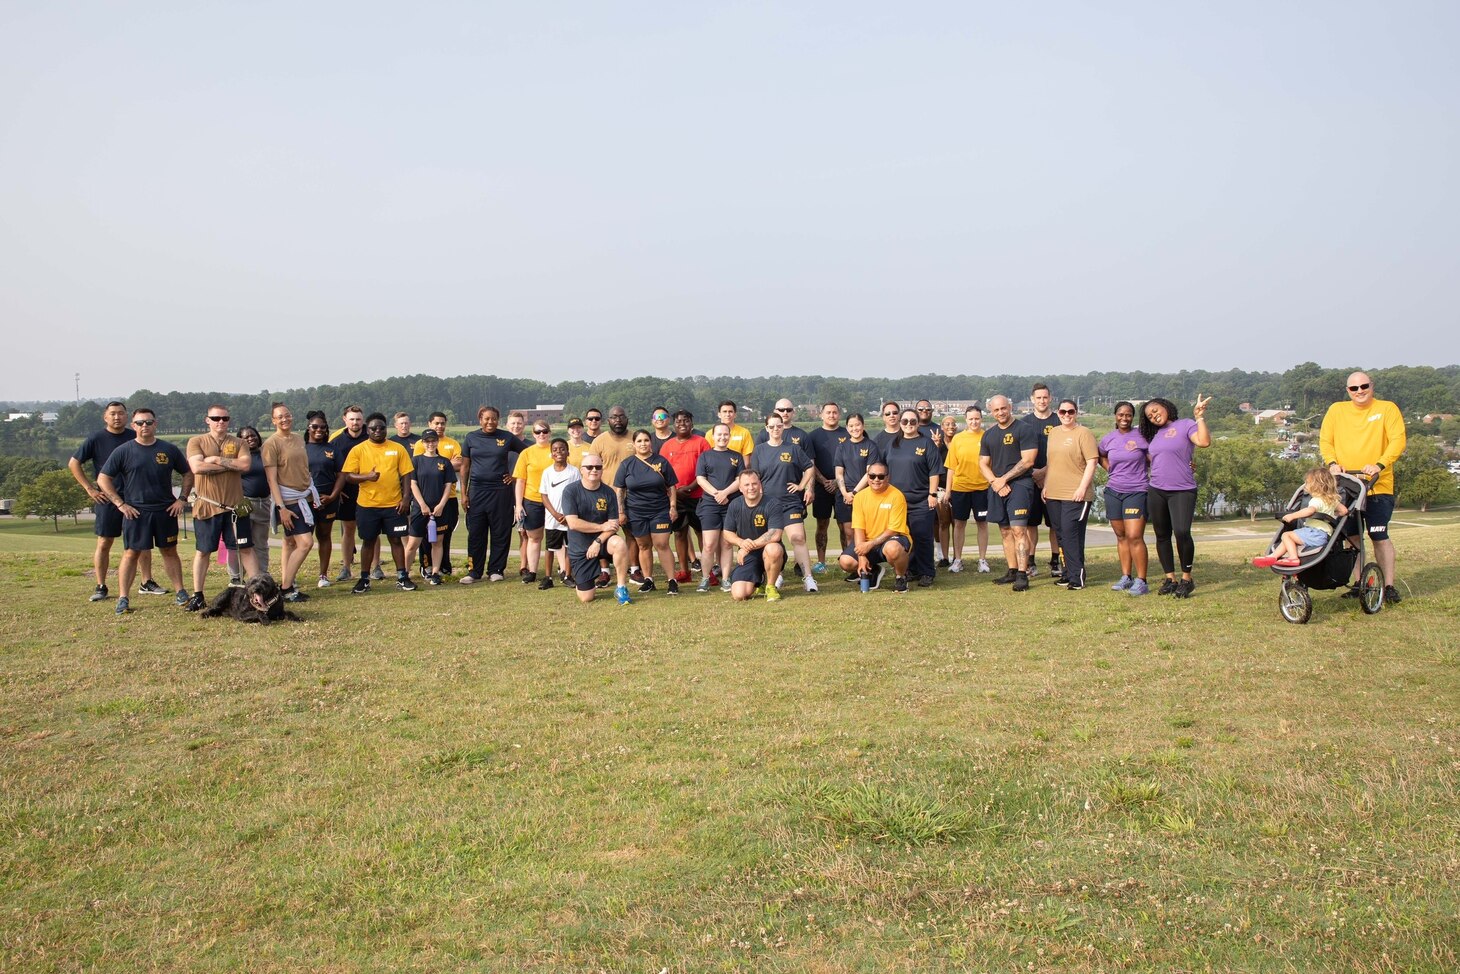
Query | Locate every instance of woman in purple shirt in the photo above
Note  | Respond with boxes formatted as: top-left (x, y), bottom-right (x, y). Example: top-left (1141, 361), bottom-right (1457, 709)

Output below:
top-left (1098, 401), bottom-right (1152, 596)
top-left (1139, 394), bottom-right (1212, 598)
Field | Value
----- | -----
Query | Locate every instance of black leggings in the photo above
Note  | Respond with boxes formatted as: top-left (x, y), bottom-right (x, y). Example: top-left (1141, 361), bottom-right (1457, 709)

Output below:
top-left (1148, 487), bottom-right (1197, 575)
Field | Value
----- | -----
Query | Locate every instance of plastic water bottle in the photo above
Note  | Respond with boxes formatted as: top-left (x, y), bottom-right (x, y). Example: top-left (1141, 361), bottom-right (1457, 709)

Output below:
top-left (427, 517), bottom-right (438, 542)
top-left (859, 572), bottom-right (870, 593)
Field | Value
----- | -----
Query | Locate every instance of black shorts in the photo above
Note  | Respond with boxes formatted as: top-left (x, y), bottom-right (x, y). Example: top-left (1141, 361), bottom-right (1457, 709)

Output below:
top-left (521, 499), bottom-right (546, 531)
top-left (571, 551), bottom-right (600, 591)
top-left (778, 496), bottom-right (806, 525)
top-left (407, 513), bottom-right (444, 539)
top-left (986, 479), bottom-right (1035, 527)
top-left (812, 484), bottom-right (837, 520)
top-left (313, 496), bottom-right (339, 526)
top-left (94, 501), bottom-right (123, 538)
top-left (194, 512), bottom-right (252, 553)
top-left (337, 491), bottom-right (358, 522)
top-left (628, 512), bottom-right (673, 537)
top-left (277, 502), bottom-right (313, 537)
top-left (950, 488), bottom-right (988, 522)
top-left (122, 509), bottom-right (179, 551)
top-left (730, 548), bottom-right (767, 585)
top-left (1028, 490), bottom-right (1054, 527)
top-left (1348, 493), bottom-right (1395, 540)
top-left (697, 500), bottom-right (727, 531)
top-left (833, 493), bottom-right (854, 525)
top-left (544, 528), bottom-right (567, 552)
top-left (842, 533), bottom-right (910, 567)
top-left (670, 507), bottom-right (700, 533)
top-left (1105, 489), bottom-right (1147, 522)
top-left (357, 505), bottom-right (407, 543)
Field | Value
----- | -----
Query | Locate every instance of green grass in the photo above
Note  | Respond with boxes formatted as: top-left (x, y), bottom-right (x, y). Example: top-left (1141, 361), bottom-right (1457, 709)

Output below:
top-left (2, 514), bottom-right (1459, 971)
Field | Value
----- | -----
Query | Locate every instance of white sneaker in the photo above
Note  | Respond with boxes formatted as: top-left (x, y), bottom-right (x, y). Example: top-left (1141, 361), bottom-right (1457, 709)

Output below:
top-left (978, 559), bottom-right (990, 573)
top-left (1027, 564), bottom-right (1039, 579)
top-left (774, 574), bottom-right (784, 591)
top-left (804, 576), bottom-right (818, 593)
top-left (316, 575), bottom-right (332, 588)
top-left (488, 573), bottom-right (505, 582)
top-left (949, 559), bottom-right (963, 573)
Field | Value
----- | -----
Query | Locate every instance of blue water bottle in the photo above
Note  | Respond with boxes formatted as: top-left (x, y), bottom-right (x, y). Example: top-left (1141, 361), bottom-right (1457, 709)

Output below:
top-left (427, 516), bottom-right (438, 542)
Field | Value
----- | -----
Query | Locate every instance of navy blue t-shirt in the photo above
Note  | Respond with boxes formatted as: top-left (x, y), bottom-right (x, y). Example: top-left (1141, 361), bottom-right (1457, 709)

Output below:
top-left (755, 424), bottom-right (817, 466)
top-left (306, 441), bottom-right (343, 495)
top-left (412, 453), bottom-right (455, 511)
top-left (1019, 413), bottom-right (1057, 469)
top-left (883, 433), bottom-right (941, 506)
top-left (808, 427), bottom-right (848, 478)
top-left (723, 495), bottom-right (786, 542)
top-left (241, 452), bottom-right (269, 497)
top-left (613, 455), bottom-right (678, 520)
top-left (835, 438), bottom-right (883, 487)
top-left (390, 433), bottom-right (421, 453)
top-left (99, 439), bottom-right (188, 510)
top-left (559, 482), bottom-right (620, 559)
top-left (462, 430), bottom-right (528, 489)
top-left (695, 449), bottom-right (742, 494)
top-left (73, 428), bottom-right (136, 475)
top-left (981, 421), bottom-right (1038, 481)
top-left (331, 429), bottom-right (370, 499)
top-left (750, 441), bottom-right (812, 510)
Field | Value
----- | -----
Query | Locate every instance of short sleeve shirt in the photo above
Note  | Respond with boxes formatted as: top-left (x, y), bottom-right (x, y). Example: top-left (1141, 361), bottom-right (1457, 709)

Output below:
top-left (852, 485), bottom-right (909, 540)
top-left (559, 481), bottom-right (620, 559)
top-left (261, 433), bottom-right (312, 491)
top-left (100, 439), bottom-right (188, 510)
top-left (613, 455), bottom-right (678, 519)
top-left (750, 441), bottom-right (812, 508)
top-left (342, 439), bottom-right (415, 508)
top-left (73, 428), bottom-right (135, 476)
top-left (1147, 419), bottom-right (1199, 491)
top-left (1098, 429), bottom-right (1150, 494)
top-left (187, 432), bottom-right (246, 518)
top-left (980, 421), bottom-right (1037, 481)
top-left (412, 453), bottom-right (456, 511)
top-left (835, 438), bottom-right (883, 488)
top-left (882, 434), bottom-right (940, 505)
top-left (723, 495), bottom-right (786, 542)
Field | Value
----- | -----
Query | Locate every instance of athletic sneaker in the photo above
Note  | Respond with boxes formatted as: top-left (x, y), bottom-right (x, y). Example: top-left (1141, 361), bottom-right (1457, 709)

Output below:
top-left (459, 574), bottom-right (480, 584)
top-left (1383, 585), bottom-right (1401, 604)
top-left (89, 584), bottom-right (109, 602)
top-left (639, 578), bottom-right (657, 593)
top-left (765, 584), bottom-right (782, 602)
top-left (870, 565), bottom-right (886, 591)
top-left (936, 557), bottom-right (950, 569)
top-left (1340, 586), bottom-right (1362, 599)
top-left (337, 566), bottom-right (353, 582)
top-left (696, 576), bottom-right (711, 593)
top-left (595, 570), bottom-right (611, 588)
top-left (429, 573), bottom-right (445, 586)
top-left (174, 590), bottom-right (190, 606)
top-left (317, 575), bottom-right (332, 589)
top-left (793, 563), bottom-right (804, 578)
top-left (397, 575), bottom-right (417, 592)
top-left (138, 579), bottom-right (168, 596)
top-left (1157, 578), bottom-right (1178, 596)
top-left (615, 585), bottom-right (632, 605)
top-left (1111, 574), bottom-right (1132, 591)
top-left (895, 575), bottom-right (910, 593)
top-left (518, 566), bottom-right (529, 577)
top-left (1026, 564), bottom-right (1039, 579)
top-left (813, 561), bottom-right (826, 574)
top-left (1173, 578), bottom-right (1195, 599)
top-left (521, 572), bottom-right (537, 584)
top-left (994, 569), bottom-right (1017, 585)
top-left (1065, 582), bottom-right (1084, 591)
top-left (351, 578), bottom-right (370, 595)
top-left (183, 592), bottom-right (206, 611)
top-left (844, 571), bottom-right (860, 583)
top-left (1049, 555), bottom-right (1062, 577)
top-left (1011, 571), bottom-right (1029, 592)
top-left (1127, 579), bottom-right (1150, 596)
top-left (282, 587), bottom-right (308, 603)
top-left (370, 566), bottom-right (385, 581)
top-left (707, 568), bottom-right (721, 588)
top-left (1251, 556), bottom-right (1279, 568)
top-left (949, 559), bottom-right (964, 573)
top-left (690, 558), bottom-right (701, 572)
top-left (804, 576), bottom-right (819, 594)
top-left (115, 596), bottom-right (130, 615)
top-left (720, 579), bottom-right (732, 593)
top-left (674, 570), bottom-right (691, 584)
top-left (628, 566), bottom-right (646, 585)
top-left (488, 573), bottom-right (505, 582)
top-left (916, 575), bottom-right (932, 588)
top-left (977, 559), bottom-right (991, 573)
top-left (666, 579), bottom-right (680, 596)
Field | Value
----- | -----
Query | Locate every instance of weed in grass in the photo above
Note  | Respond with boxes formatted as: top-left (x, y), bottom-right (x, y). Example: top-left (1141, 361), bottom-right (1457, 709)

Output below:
top-left (1169, 713), bottom-right (1196, 729)
top-left (1175, 736), bottom-right (1195, 749)
top-left (1258, 817), bottom-right (1289, 838)
top-left (1104, 780), bottom-right (1163, 807)
top-left (1072, 724), bottom-right (1096, 743)
top-left (418, 745), bottom-right (498, 776)
top-left (1152, 808), bottom-right (1197, 835)
top-left (779, 779), bottom-right (986, 846)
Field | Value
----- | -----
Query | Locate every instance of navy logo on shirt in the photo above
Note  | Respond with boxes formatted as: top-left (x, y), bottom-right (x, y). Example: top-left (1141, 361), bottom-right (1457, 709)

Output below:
top-left (753, 513), bottom-right (766, 527)
top-left (496, 438), bottom-right (506, 446)
top-left (915, 447), bottom-right (926, 456)
top-left (595, 497), bottom-right (608, 512)
top-left (858, 448), bottom-right (869, 458)
top-left (325, 450), bottom-right (334, 459)
top-left (1003, 433), bottom-right (1015, 445)
top-left (780, 452), bottom-right (791, 463)
top-left (155, 452), bottom-right (170, 464)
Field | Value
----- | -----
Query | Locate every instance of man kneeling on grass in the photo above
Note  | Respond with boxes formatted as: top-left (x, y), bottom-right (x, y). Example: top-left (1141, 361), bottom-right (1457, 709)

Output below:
top-left (721, 468), bottom-right (787, 603)
top-left (559, 453), bottom-right (634, 605)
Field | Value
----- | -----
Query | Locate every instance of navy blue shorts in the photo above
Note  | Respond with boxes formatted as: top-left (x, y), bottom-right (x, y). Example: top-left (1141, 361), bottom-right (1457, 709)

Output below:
top-left (277, 502), bottom-right (313, 536)
top-left (94, 501), bottom-right (123, 538)
top-left (697, 500), bottom-right (727, 531)
top-left (572, 551), bottom-right (600, 591)
top-left (812, 484), bottom-right (837, 520)
top-left (987, 479), bottom-right (1035, 527)
top-left (337, 492), bottom-right (358, 522)
top-left (833, 493), bottom-right (854, 525)
top-left (1105, 489), bottom-right (1148, 522)
top-left (194, 512), bottom-right (252, 553)
top-left (1028, 490), bottom-right (1054, 527)
top-left (1348, 493), bottom-right (1395, 540)
top-left (356, 505), bottom-right (407, 543)
top-left (778, 496), bottom-right (806, 525)
top-left (950, 488), bottom-right (988, 522)
top-left (313, 496), bottom-right (339, 527)
top-left (521, 499), bottom-right (546, 531)
top-left (730, 548), bottom-right (767, 586)
top-left (628, 512), bottom-right (672, 537)
top-left (842, 533), bottom-right (910, 567)
top-left (670, 507), bottom-right (700, 533)
top-left (122, 509), bottom-right (179, 551)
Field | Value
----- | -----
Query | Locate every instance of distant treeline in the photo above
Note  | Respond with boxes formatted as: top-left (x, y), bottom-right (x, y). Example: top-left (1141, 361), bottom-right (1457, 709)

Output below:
top-left (5, 363), bottom-right (1460, 448)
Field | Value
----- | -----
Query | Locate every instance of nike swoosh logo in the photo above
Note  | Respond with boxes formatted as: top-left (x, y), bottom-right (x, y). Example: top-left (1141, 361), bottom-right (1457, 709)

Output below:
top-left (550, 478), bottom-right (571, 487)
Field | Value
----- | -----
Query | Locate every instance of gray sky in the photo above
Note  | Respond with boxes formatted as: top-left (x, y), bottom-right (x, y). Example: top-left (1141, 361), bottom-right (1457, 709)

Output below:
top-left (3, 1), bottom-right (1457, 401)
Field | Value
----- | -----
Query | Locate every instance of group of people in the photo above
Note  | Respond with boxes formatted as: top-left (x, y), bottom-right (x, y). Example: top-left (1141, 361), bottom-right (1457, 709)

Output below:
top-left (68, 372), bottom-right (1408, 612)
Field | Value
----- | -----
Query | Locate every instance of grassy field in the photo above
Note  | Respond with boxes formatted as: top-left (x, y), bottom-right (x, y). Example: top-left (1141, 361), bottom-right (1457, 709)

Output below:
top-left (2, 513), bottom-right (1458, 972)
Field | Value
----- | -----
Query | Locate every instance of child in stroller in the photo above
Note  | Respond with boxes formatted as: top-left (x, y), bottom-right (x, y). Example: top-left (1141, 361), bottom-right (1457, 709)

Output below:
top-left (1253, 467), bottom-right (1348, 568)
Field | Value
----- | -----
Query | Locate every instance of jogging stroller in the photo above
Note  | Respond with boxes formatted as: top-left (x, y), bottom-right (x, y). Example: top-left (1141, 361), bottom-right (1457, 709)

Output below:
top-left (1266, 471), bottom-right (1384, 624)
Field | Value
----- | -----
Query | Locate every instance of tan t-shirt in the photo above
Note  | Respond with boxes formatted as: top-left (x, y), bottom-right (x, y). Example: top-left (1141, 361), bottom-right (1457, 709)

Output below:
top-left (1043, 425), bottom-right (1100, 501)
top-left (589, 431), bottom-right (633, 484)
top-left (187, 432), bottom-right (246, 518)
top-left (262, 432), bottom-right (311, 491)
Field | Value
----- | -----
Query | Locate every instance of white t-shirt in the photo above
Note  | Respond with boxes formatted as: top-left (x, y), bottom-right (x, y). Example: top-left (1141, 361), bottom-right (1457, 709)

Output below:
top-left (539, 465), bottom-right (582, 530)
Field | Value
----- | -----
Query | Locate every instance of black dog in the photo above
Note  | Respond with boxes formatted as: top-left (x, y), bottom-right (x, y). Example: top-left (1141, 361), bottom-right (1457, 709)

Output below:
top-left (200, 573), bottom-right (300, 624)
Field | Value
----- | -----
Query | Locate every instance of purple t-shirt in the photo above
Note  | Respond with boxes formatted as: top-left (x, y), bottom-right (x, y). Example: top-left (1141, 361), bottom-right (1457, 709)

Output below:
top-left (1147, 418), bottom-right (1199, 491)
top-left (1098, 429), bottom-right (1150, 493)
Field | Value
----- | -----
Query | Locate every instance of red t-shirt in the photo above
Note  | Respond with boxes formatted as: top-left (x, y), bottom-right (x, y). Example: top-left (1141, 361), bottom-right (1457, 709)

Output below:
top-left (659, 434), bottom-right (711, 500)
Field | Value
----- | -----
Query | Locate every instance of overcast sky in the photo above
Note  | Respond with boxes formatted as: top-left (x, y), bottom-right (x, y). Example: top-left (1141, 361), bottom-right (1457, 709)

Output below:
top-left (3, 1), bottom-right (1457, 401)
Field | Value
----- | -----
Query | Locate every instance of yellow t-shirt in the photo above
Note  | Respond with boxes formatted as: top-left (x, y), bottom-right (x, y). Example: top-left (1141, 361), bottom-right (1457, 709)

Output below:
top-left (512, 443), bottom-right (554, 504)
top-left (343, 439), bottom-right (414, 508)
top-left (724, 424), bottom-right (755, 459)
top-left (1319, 399), bottom-right (1407, 496)
top-left (567, 440), bottom-right (589, 467)
top-left (852, 485), bottom-right (909, 541)
top-left (945, 429), bottom-right (989, 491)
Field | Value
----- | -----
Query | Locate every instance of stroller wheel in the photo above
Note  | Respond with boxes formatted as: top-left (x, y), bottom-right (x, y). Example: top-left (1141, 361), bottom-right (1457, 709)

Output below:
top-left (1359, 562), bottom-right (1385, 615)
top-left (1279, 577), bottom-right (1312, 624)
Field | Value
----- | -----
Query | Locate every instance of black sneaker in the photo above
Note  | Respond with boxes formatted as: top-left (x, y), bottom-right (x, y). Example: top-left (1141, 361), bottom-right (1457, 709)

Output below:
top-left (793, 563), bottom-right (804, 577)
top-left (351, 578), bottom-right (370, 595)
top-left (1157, 578), bottom-right (1178, 596)
top-left (183, 592), bottom-right (206, 612)
top-left (89, 584), bottom-right (109, 602)
top-left (595, 570), bottom-right (611, 589)
top-left (537, 576), bottom-right (553, 590)
top-left (429, 573), bottom-right (444, 586)
top-left (1173, 578), bottom-right (1195, 599)
top-left (397, 574), bottom-right (417, 592)
top-left (936, 557), bottom-right (950, 568)
top-left (844, 571), bottom-right (859, 583)
top-left (1341, 586), bottom-right (1362, 599)
top-left (1383, 585), bottom-right (1401, 604)
top-left (638, 578), bottom-right (657, 593)
top-left (1065, 582), bottom-right (1084, 591)
top-left (138, 579), bottom-right (169, 596)
top-left (994, 569), bottom-right (1017, 585)
top-left (1049, 555), bottom-right (1062, 578)
top-left (521, 572), bottom-right (537, 584)
top-left (666, 579), bottom-right (680, 596)
top-left (917, 575), bottom-right (933, 588)
top-left (282, 587), bottom-right (309, 603)
top-left (894, 575), bottom-right (909, 594)
top-left (690, 558), bottom-right (701, 572)
top-left (1011, 571), bottom-right (1029, 592)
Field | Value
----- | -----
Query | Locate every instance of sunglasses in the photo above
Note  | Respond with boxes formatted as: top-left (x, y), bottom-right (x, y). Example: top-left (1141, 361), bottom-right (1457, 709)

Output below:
top-left (882, 411), bottom-right (898, 417)
top-left (1348, 383), bottom-right (1371, 392)
top-left (866, 472), bottom-right (887, 480)
top-left (133, 419), bottom-right (155, 426)
top-left (653, 414), bottom-right (669, 420)
top-left (534, 429), bottom-right (550, 434)
top-left (775, 407), bottom-right (794, 413)
top-left (900, 419), bottom-right (920, 425)
top-left (207, 415), bottom-right (230, 422)
top-left (585, 417), bottom-right (602, 422)
top-left (1057, 408), bottom-right (1077, 415)
top-left (581, 464), bottom-right (603, 471)
top-left (307, 424), bottom-right (328, 430)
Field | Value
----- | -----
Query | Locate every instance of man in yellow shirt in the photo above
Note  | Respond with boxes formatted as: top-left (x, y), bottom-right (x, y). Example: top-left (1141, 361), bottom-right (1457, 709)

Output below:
top-left (945, 405), bottom-right (992, 573)
top-left (1320, 371), bottom-right (1407, 603)
top-left (718, 400), bottom-right (755, 459)
top-left (837, 462), bottom-right (912, 594)
top-left (414, 412), bottom-right (462, 575)
top-left (342, 413), bottom-right (417, 594)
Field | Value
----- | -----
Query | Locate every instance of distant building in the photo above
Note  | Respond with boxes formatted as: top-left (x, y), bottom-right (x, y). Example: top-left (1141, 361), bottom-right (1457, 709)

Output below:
top-left (1252, 409), bottom-right (1295, 425)
top-left (511, 404), bottom-right (565, 425)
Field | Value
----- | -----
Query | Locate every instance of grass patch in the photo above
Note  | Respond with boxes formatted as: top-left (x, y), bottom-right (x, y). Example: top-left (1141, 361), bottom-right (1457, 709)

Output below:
top-left (779, 779), bottom-right (989, 845)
